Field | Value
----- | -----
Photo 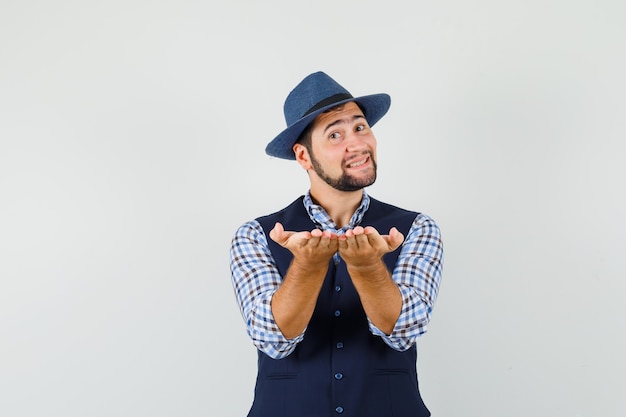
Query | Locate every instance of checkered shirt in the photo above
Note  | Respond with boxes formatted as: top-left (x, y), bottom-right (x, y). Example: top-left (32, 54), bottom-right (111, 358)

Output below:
top-left (229, 190), bottom-right (443, 359)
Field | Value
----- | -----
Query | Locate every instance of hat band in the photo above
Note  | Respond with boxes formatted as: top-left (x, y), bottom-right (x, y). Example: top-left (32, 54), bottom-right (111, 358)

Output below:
top-left (302, 93), bottom-right (353, 117)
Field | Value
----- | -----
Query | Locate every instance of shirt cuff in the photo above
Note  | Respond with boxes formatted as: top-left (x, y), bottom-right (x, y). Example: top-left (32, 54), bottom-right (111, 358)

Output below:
top-left (366, 285), bottom-right (424, 351)
top-left (248, 292), bottom-right (307, 359)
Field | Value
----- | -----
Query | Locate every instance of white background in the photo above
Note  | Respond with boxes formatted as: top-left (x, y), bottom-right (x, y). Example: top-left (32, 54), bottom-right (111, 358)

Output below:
top-left (1, 1), bottom-right (625, 416)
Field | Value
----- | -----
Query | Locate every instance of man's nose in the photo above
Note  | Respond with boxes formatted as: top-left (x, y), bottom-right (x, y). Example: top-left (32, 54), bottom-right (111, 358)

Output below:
top-left (345, 132), bottom-right (367, 152)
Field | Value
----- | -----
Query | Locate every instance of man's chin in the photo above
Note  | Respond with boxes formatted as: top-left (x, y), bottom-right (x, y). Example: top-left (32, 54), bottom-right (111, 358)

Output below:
top-left (333, 175), bottom-right (376, 192)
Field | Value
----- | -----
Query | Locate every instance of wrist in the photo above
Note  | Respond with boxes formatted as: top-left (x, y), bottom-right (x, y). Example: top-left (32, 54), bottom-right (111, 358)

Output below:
top-left (290, 257), bottom-right (331, 275)
top-left (346, 259), bottom-right (388, 277)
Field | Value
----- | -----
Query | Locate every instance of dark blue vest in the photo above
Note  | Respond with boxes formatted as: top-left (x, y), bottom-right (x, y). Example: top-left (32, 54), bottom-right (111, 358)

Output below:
top-left (252, 196), bottom-right (430, 417)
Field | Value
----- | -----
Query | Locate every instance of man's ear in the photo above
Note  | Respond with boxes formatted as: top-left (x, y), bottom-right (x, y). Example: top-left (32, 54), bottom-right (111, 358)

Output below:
top-left (293, 143), bottom-right (312, 170)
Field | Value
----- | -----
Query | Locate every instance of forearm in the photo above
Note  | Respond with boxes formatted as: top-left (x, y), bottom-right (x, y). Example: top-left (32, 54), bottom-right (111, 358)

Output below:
top-left (230, 221), bottom-right (301, 358)
top-left (376, 214), bottom-right (443, 350)
top-left (347, 260), bottom-right (402, 335)
top-left (271, 258), bottom-right (329, 339)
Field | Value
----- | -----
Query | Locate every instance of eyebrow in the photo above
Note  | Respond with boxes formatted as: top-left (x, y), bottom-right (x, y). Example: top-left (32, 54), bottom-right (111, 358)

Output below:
top-left (322, 114), bottom-right (366, 134)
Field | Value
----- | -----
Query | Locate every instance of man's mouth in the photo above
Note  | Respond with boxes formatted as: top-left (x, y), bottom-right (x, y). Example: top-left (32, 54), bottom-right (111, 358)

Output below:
top-left (346, 156), bottom-right (370, 169)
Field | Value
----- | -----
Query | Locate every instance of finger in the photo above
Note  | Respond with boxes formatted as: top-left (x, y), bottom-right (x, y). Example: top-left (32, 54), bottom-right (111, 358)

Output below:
top-left (363, 226), bottom-right (379, 236)
top-left (354, 232), bottom-right (371, 248)
top-left (269, 222), bottom-right (286, 245)
top-left (319, 230), bottom-right (338, 250)
top-left (342, 230), bottom-right (359, 249)
top-left (387, 227), bottom-right (405, 251)
top-left (323, 230), bottom-right (338, 239)
top-left (305, 228), bottom-right (335, 247)
top-left (308, 229), bottom-right (329, 249)
top-left (337, 233), bottom-right (349, 249)
top-left (271, 226), bottom-right (311, 248)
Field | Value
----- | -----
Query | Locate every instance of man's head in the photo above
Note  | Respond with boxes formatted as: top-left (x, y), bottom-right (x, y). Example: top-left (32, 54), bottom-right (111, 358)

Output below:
top-left (265, 72), bottom-right (390, 160)
top-left (294, 102), bottom-right (377, 192)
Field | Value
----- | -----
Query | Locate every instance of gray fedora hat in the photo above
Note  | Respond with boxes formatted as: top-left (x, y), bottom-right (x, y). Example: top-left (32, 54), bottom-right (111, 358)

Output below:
top-left (265, 71), bottom-right (391, 160)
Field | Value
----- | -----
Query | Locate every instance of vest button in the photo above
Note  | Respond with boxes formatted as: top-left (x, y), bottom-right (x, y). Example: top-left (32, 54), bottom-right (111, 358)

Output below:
top-left (335, 285), bottom-right (341, 292)
top-left (335, 406), bottom-right (344, 414)
top-left (334, 310), bottom-right (341, 317)
top-left (336, 342), bottom-right (344, 349)
top-left (334, 372), bottom-right (343, 380)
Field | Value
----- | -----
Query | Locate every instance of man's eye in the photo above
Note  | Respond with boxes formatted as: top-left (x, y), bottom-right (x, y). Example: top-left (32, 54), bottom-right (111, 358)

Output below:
top-left (329, 132), bottom-right (341, 140)
top-left (356, 125), bottom-right (365, 131)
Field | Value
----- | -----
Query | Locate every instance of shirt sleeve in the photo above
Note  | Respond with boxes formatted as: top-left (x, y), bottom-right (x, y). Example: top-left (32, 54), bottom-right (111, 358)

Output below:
top-left (229, 220), bottom-right (304, 359)
top-left (368, 213), bottom-right (444, 351)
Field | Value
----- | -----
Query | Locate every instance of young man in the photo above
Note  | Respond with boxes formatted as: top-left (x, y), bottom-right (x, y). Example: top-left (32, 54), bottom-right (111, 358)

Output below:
top-left (230, 72), bottom-right (443, 417)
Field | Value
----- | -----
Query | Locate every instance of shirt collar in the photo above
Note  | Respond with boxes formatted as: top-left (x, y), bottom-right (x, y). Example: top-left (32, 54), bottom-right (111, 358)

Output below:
top-left (303, 190), bottom-right (370, 233)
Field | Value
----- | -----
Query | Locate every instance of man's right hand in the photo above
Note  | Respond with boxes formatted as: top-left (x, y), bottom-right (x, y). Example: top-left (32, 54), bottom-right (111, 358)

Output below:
top-left (269, 222), bottom-right (338, 266)
top-left (268, 222), bottom-right (338, 339)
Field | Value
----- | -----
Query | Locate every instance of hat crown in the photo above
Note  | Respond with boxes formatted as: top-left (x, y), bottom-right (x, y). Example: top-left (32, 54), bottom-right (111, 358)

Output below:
top-left (283, 72), bottom-right (353, 126)
top-left (266, 71), bottom-right (390, 160)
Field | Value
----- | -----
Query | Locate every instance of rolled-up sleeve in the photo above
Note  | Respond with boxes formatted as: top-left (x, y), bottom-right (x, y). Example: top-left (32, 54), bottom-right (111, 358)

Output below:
top-left (229, 221), bottom-right (303, 359)
top-left (369, 213), bottom-right (444, 350)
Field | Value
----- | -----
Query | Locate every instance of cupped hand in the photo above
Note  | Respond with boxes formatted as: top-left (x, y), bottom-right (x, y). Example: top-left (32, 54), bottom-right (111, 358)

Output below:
top-left (337, 226), bottom-right (404, 268)
top-left (269, 222), bottom-right (339, 265)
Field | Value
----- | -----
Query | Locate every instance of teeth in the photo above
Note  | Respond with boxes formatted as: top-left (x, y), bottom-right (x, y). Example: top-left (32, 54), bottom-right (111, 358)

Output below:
top-left (348, 158), bottom-right (367, 168)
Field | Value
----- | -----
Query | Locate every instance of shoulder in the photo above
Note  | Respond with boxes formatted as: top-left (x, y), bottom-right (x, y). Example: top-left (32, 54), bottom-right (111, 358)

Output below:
top-left (406, 213), bottom-right (442, 244)
top-left (368, 196), bottom-right (439, 224)
top-left (232, 196), bottom-right (306, 241)
top-left (368, 196), bottom-right (418, 217)
top-left (255, 196), bottom-right (305, 223)
top-left (232, 219), bottom-right (265, 243)
top-left (368, 197), bottom-right (441, 237)
top-left (412, 212), bottom-right (439, 228)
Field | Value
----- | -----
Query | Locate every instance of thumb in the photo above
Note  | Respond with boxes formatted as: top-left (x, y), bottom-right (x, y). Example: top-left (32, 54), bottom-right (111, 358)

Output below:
top-left (269, 222), bottom-right (287, 245)
top-left (388, 227), bottom-right (405, 251)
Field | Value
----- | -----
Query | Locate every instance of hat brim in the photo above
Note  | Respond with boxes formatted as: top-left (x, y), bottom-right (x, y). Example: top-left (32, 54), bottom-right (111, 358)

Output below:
top-left (265, 93), bottom-right (391, 160)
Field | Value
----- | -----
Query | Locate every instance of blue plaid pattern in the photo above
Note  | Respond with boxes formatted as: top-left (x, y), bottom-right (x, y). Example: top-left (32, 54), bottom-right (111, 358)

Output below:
top-left (230, 191), bottom-right (443, 359)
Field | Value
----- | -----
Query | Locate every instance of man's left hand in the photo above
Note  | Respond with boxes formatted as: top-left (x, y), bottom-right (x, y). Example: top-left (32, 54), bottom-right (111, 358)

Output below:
top-left (338, 226), bottom-right (404, 269)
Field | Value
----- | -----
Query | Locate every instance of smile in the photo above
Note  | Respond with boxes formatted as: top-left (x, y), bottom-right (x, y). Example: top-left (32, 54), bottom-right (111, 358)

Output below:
top-left (346, 156), bottom-right (370, 168)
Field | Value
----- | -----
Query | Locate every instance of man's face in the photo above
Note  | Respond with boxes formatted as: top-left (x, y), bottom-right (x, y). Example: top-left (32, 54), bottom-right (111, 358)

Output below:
top-left (306, 102), bottom-right (378, 192)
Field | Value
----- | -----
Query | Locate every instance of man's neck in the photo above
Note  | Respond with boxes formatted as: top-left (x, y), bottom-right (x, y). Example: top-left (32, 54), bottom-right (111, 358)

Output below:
top-left (309, 186), bottom-right (364, 229)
